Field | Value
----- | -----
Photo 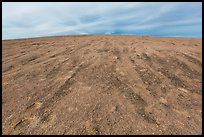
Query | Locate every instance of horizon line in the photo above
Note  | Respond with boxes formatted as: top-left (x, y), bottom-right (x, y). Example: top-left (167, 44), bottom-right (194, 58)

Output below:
top-left (2, 34), bottom-right (202, 41)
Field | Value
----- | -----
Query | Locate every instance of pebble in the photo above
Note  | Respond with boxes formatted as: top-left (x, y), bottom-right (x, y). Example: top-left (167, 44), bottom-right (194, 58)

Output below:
top-left (140, 69), bottom-right (147, 72)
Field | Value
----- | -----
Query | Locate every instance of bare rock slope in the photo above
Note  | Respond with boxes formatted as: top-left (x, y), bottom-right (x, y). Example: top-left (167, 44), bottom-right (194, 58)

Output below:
top-left (2, 35), bottom-right (202, 135)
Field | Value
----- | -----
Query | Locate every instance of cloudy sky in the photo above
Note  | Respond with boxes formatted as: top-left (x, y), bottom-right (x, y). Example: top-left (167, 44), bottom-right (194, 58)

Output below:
top-left (2, 2), bottom-right (202, 40)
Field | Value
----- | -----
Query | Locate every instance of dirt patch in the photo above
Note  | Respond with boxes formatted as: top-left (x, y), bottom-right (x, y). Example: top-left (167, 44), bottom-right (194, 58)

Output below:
top-left (2, 35), bottom-right (202, 135)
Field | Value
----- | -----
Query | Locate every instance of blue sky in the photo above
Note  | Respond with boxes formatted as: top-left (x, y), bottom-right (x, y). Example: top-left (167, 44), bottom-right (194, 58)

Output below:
top-left (2, 2), bottom-right (202, 40)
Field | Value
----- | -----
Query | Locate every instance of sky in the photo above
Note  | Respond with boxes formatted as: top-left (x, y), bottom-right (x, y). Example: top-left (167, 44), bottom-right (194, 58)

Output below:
top-left (2, 2), bottom-right (202, 40)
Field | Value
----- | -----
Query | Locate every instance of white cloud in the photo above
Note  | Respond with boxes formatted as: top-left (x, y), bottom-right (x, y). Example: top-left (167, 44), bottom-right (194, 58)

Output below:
top-left (2, 2), bottom-right (202, 39)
